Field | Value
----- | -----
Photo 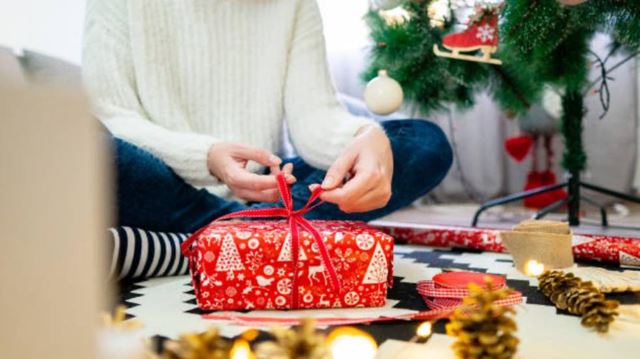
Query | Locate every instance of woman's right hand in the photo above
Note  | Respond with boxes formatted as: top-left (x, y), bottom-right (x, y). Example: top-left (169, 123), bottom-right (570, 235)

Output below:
top-left (207, 142), bottom-right (295, 202)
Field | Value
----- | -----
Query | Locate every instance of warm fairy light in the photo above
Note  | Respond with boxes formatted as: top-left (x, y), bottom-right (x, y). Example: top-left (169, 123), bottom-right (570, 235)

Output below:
top-left (328, 327), bottom-right (377, 359)
top-left (230, 339), bottom-right (254, 359)
top-left (379, 6), bottom-right (410, 26)
top-left (525, 260), bottom-right (545, 277)
top-left (416, 321), bottom-right (433, 339)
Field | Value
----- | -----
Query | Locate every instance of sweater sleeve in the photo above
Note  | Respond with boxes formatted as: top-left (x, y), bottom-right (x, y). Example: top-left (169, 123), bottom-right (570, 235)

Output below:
top-left (82, 0), bottom-right (219, 186)
top-left (283, 0), bottom-right (380, 170)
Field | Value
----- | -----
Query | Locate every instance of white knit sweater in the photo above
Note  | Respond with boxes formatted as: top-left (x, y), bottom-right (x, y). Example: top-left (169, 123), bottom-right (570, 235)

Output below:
top-left (83, 0), bottom-right (376, 197)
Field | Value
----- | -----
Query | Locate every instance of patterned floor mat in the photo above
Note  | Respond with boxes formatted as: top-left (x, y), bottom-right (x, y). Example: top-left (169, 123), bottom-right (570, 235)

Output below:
top-left (119, 244), bottom-right (640, 357)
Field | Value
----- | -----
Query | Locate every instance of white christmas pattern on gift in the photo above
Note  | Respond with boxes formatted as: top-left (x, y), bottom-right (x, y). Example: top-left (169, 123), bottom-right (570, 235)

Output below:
top-left (374, 223), bottom-right (640, 267)
top-left (188, 220), bottom-right (394, 311)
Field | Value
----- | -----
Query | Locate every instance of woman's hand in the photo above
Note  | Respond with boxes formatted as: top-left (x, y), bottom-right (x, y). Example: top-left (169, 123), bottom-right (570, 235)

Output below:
top-left (316, 126), bottom-right (393, 213)
top-left (207, 142), bottom-right (295, 202)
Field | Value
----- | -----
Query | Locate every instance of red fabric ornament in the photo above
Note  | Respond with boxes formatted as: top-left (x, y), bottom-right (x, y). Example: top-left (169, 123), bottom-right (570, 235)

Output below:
top-left (442, 13), bottom-right (499, 50)
top-left (504, 135), bottom-right (534, 162)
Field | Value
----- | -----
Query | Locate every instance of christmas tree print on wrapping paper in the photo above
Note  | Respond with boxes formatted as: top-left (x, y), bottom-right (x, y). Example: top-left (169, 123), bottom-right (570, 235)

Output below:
top-left (216, 234), bottom-right (245, 279)
top-left (277, 234), bottom-right (309, 262)
top-left (363, 242), bottom-right (389, 284)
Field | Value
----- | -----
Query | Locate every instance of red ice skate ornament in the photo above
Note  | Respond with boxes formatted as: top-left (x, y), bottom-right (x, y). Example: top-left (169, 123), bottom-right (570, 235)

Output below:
top-left (433, 4), bottom-right (502, 65)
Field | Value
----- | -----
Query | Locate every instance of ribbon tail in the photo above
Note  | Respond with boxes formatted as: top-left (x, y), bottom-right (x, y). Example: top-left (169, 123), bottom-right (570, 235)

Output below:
top-left (289, 217), bottom-right (301, 308)
top-left (296, 217), bottom-right (340, 292)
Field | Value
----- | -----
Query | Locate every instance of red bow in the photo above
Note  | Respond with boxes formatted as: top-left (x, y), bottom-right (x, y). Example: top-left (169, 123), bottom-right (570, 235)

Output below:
top-left (181, 172), bottom-right (340, 308)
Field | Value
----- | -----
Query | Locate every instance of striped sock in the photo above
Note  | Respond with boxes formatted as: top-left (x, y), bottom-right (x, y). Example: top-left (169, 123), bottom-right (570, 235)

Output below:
top-left (107, 227), bottom-right (191, 280)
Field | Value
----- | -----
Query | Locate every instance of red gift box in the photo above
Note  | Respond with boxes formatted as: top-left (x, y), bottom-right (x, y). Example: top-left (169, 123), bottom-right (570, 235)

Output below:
top-left (373, 221), bottom-right (640, 267)
top-left (182, 174), bottom-right (394, 311)
top-left (183, 221), bottom-right (393, 311)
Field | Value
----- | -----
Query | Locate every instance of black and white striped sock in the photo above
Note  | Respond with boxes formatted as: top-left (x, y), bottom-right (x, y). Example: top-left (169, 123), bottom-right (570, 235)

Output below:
top-left (107, 227), bottom-right (191, 280)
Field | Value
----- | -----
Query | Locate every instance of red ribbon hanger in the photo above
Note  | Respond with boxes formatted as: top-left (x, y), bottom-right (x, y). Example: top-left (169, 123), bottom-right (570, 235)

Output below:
top-left (181, 172), bottom-right (340, 308)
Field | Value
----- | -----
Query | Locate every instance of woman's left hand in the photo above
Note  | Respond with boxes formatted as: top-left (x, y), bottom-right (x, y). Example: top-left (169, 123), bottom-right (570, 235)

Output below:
top-left (315, 125), bottom-right (393, 213)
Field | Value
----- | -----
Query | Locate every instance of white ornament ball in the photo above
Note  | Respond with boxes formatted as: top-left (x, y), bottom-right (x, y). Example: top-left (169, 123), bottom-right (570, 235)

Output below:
top-left (371, 0), bottom-right (405, 11)
top-left (364, 70), bottom-right (404, 116)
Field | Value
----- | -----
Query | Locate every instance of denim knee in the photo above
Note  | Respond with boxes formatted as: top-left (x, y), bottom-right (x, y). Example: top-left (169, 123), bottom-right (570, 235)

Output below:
top-left (412, 120), bottom-right (453, 180)
top-left (384, 119), bottom-right (453, 190)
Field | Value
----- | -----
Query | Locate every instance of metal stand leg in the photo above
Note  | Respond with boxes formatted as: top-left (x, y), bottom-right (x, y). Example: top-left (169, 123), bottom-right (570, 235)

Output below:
top-left (534, 197), bottom-right (571, 220)
top-left (471, 182), bottom-right (568, 226)
top-left (581, 182), bottom-right (640, 205)
top-left (580, 196), bottom-right (609, 227)
top-left (567, 173), bottom-right (581, 226)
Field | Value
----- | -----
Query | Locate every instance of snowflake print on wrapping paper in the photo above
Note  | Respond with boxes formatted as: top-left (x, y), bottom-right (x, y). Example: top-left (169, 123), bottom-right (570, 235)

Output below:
top-left (277, 278), bottom-right (292, 295)
top-left (245, 251), bottom-right (264, 272)
top-left (334, 247), bottom-right (356, 271)
top-left (277, 268), bottom-right (286, 277)
top-left (475, 24), bottom-right (495, 42)
top-left (356, 234), bottom-right (375, 250)
top-left (343, 291), bottom-right (360, 306)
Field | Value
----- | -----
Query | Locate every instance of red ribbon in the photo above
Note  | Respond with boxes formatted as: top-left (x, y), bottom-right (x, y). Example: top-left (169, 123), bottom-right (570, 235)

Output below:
top-left (181, 172), bottom-right (340, 308)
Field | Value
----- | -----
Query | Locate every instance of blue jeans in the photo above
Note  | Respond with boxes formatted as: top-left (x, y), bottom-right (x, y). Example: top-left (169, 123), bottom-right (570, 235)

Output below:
top-left (112, 120), bottom-right (452, 233)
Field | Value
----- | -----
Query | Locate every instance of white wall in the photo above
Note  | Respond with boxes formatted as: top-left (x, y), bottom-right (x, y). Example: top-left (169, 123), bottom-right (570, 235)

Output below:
top-left (0, 0), bottom-right (85, 64)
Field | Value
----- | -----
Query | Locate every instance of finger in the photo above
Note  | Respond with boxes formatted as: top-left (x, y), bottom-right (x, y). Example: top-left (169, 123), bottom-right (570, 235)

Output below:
top-left (234, 188), bottom-right (280, 202)
top-left (269, 164), bottom-right (296, 184)
top-left (320, 168), bottom-right (375, 203)
top-left (320, 176), bottom-right (373, 206)
top-left (234, 145), bottom-right (282, 167)
top-left (226, 166), bottom-right (278, 191)
top-left (323, 150), bottom-right (357, 190)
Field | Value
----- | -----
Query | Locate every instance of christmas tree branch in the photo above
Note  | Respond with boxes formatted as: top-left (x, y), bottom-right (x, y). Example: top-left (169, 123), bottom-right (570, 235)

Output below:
top-left (492, 66), bottom-right (531, 109)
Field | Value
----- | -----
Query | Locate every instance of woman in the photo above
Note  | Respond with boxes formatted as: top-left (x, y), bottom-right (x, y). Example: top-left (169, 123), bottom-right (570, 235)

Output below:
top-left (83, 0), bottom-right (452, 234)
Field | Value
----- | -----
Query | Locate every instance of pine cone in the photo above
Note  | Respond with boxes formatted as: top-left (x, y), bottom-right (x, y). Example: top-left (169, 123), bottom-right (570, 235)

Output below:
top-left (255, 318), bottom-right (330, 359)
top-left (538, 271), bottom-right (619, 333)
top-left (162, 327), bottom-right (231, 359)
top-left (446, 279), bottom-right (519, 359)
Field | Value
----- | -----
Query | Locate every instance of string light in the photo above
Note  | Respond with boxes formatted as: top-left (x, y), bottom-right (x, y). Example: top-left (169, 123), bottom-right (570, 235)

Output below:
top-left (409, 321), bottom-right (434, 343)
top-left (230, 339), bottom-right (255, 359)
top-left (524, 260), bottom-right (545, 277)
top-left (328, 327), bottom-right (377, 359)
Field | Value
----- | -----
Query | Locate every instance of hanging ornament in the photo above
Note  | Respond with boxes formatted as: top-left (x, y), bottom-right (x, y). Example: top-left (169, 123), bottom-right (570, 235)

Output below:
top-left (427, 0), bottom-right (452, 29)
top-left (370, 0), bottom-right (406, 11)
top-left (379, 6), bottom-right (411, 26)
top-left (364, 70), bottom-right (404, 115)
top-left (433, 4), bottom-right (503, 65)
top-left (504, 135), bottom-right (534, 162)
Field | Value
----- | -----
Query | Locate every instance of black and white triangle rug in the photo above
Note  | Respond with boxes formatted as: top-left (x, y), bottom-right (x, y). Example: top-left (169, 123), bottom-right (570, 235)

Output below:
top-left (119, 244), bottom-right (640, 358)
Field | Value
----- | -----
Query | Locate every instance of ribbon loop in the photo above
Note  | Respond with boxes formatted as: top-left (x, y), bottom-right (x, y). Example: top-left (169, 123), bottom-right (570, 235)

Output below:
top-left (181, 172), bottom-right (340, 308)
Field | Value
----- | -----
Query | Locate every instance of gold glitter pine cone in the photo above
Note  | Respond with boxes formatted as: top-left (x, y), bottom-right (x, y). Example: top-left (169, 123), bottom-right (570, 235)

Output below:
top-left (538, 271), bottom-right (619, 333)
top-left (162, 327), bottom-right (232, 359)
top-left (446, 279), bottom-right (519, 359)
top-left (255, 318), bottom-right (330, 359)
